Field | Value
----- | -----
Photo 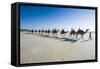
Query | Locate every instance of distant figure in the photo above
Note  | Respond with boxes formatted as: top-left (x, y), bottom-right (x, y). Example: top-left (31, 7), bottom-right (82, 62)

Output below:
top-left (89, 32), bottom-right (92, 40)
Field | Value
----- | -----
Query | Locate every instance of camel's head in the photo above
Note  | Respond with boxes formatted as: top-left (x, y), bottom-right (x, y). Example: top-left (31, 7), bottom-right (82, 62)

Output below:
top-left (86, 29), bottom-right (89, 32)
top-left (86, 29), bottom-right (89, 31)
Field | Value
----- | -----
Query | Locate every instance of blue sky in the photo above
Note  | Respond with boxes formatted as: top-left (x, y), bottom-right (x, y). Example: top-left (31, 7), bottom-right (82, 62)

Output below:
top-left (20, 5), bottom-right (95, 31)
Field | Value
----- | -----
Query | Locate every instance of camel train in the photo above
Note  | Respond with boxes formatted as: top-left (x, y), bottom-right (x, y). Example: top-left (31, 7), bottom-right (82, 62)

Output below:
top-left (21, 28), bottom-right (90, 40)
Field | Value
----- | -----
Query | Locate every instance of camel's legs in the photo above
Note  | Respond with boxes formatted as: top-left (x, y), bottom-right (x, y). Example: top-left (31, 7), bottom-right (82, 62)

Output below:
top-left (60, 34), bottom-right (62, 38)
top-left (81, 35), bottom-right (84, 40)
top-left (79, 34), bottom-right (84, 40)
top-left (61, 34), bottom-right (65, 38)
top-left (69, 34), bottom-right (72, 38)
top-left (64, 34), bottom-right (66, 37)
top-left (76, 34), bottom-right (78, 39)
top-left (69, 34), bottom-right (74, 38)
top-left (54, 33), bottom-right (57, 37)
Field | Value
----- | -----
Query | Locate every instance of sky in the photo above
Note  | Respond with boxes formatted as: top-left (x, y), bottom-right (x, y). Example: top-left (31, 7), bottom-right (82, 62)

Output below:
top-left (20, 5), bottom-right (95, 31)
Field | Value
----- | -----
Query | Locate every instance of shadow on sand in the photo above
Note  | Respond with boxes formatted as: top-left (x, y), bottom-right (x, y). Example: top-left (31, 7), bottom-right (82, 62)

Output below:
top-left (59, 38), bottom-right (77, 43)
top-left (48, 37), bottom-right (77, 43)
top-left (35, 34), bottom-right (78, 43)
top-left (22, 33), bottom-right (89, 43)
top-left (36, 34), bottom-right (78, 43)
top-left (81, 39), bottom-right (90, 42)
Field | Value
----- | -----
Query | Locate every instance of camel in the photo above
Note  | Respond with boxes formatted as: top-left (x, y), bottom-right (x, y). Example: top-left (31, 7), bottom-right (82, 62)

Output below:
top-left (76, 29), bottom-right (89, 39)
top-left (31, 30), bottom-right (34, 33)
top-left (52, 29), bottom-right (59, 37)
top-left (47, 29), bottom-right (51, 36)
top-left (41, 29), bottom-right (44, 34)
top-left (47, 29), bottom-right (51, 34)
top-left (35, 30), bottom-right (37, 34)
top-left (26, 29), bottom-right (29, 32)
top-left (38, 30), bottom-right (41, 34)
top-left (60, 29), bottom-right (68, 37)
top-left (44, 29), bottom-right (51, 36)
top-left (69, 28), bottom-right (76, 37)
top-left (45, 30), bottom-right (48, 34)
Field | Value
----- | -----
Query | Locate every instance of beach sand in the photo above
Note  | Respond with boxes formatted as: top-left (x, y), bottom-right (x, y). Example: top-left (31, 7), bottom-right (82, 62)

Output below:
top-left (20, 32), bottom-right (95, 64)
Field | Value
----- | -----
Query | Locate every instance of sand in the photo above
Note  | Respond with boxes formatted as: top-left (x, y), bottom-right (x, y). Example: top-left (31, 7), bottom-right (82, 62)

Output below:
top-left (20, 32), bottom-right (95, 64)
